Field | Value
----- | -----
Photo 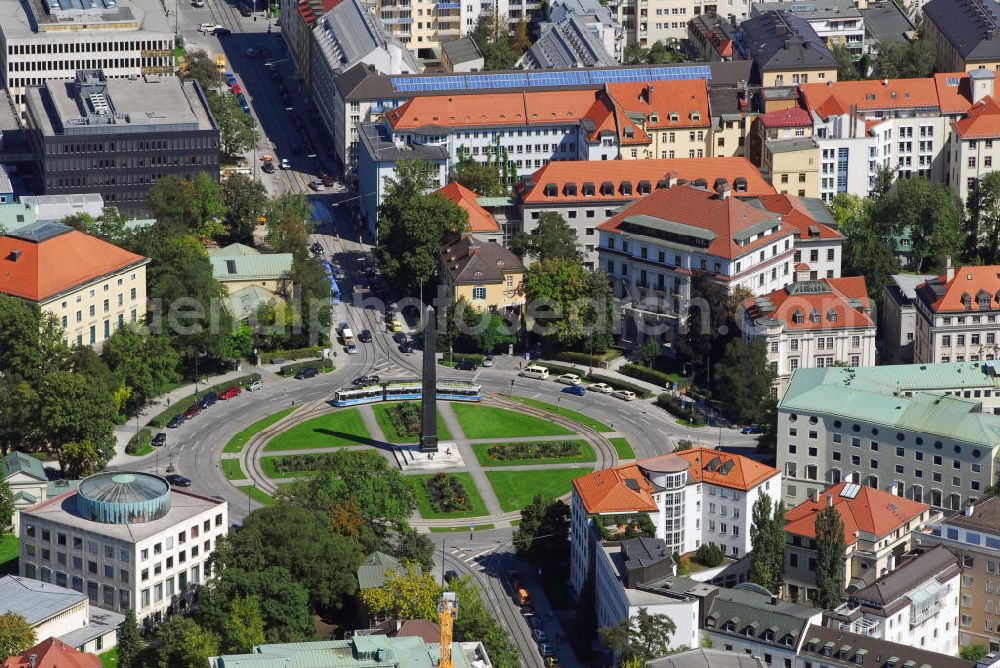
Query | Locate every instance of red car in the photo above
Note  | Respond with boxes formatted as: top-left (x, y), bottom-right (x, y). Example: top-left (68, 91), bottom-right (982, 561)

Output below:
top-left (231, 83), bottom-right (242, 94)
top-left (184, 404), bottom-right (202, 419)
top-left (219, 386), bottom-right (242, 400)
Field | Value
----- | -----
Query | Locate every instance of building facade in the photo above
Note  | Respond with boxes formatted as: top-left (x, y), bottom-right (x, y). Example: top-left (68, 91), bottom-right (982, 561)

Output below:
top-left (913, 262), bottom-right (1000, 364)
top-left (19, 472), bottom-right (228, 629)
top-left (606, 0), bottom-right (752, 47)
top-left (440, 235), bottom-right (525, 311)
top-left (880, 274), bottom-right (937, 365)
top-left (922, 0), bottom-right (1000, 73)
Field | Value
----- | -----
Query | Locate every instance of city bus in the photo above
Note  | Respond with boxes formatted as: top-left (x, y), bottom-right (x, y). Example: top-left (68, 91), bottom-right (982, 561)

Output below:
top-left (323, 261), bottom-right (340, 305)
top-left (332, 385), bottom-right (383, 407)
top-left (436, 381), bottom-right (483, 402)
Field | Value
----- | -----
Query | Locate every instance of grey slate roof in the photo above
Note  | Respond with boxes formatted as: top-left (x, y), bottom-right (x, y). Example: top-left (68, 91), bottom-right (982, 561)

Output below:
top-left (519, 15), bottom-right (618, 69)
top-left (549, 0), bottom-right (618, 27)
top-left (741, 10), bottom-right (836, 74)
top-left (647, 648), bottom-right (766, 668)
top-left (861, 0), bottom-right (915, 43)
top-left (849, 545), bottom-right (959, 609)
top-left (313, 0), bottom-right (418, 73)
top-left (801, 624), bottom-right (976, 668)
top-left (58, 604), bottom-right (125, 648)
top-left (0, 575), bottom-right (87, 626)
top-left (441, 235), bottom-right (524, 285)
top-left (1, 451), bottom-right (47, 482)
top-left (705, 582), bottom-right (819, 650)
top-left (768, 137), bottom-right (818, 153)
top-left (923, 0), bottom-right (1000, 63)
top-left (942, 495), bottom-right (1000, 534)
top-left (442, 37), bottom-right (483, 66)
top-left (755, 0), bottom-right (862, 21)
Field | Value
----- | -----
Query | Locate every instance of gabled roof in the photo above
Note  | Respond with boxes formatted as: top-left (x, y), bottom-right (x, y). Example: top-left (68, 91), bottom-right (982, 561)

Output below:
top-left (674, 447), bottom-right (780, 491)
top-left (0, 224), bottom-right (148, 303)
top-left (784, 481), bottom-right (929, 544)
top-left (440, 235), bottom-right (523, 285)
top-left (741, 10), bottom-right (836, 73)
top-left (706, 583), bottom-right (819, 648)
top-left (759, 106), bottom-right (813, 128)
top-left (850, 545), bottom-right (959, 609)
top-left (923, 0), bottom-right (1000, 63)
top-left (209, 252), bottom-right (293, 282)
top-left (211, 243), bottom-right (261, 257)
top-left (572, 464), bottom-right (660, 514)
top-left (0, 575), bottom-right (85, 625)
top-left (1, 638), bottom-right (100, 668)
top-left (755, 194), bottom-right (839, 238)
top-left (313, 0), bottom-right (418, 74)
top-left (435, 183), bottom-right (501, 234)
top-left (357, 551), bottom-right (412, 590)
top-left (800, 624), bottom-right (976, 668)
top-left (1, 451), bottom-right (46, 482)
top-left (519, 15), bottom-right (618, 69)
top-left (743, 277), bottom-right (873, 332)
top-left (953, 95), bottom-right (1000, 138)
top-left (800, 78), bottom-right (950, 121)
top-left (915, 265), bottom-right (1000, 313)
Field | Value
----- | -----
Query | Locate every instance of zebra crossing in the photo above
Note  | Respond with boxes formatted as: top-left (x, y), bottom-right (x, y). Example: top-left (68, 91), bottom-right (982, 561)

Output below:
top-left (450, 545), bottom-right (494, 572)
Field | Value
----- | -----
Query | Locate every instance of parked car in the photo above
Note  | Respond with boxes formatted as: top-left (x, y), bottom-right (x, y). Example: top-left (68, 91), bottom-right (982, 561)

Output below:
top-left (444, 570), bottom-right (459, 584)
top-left (151, 432), bottom-right (167, 447)
top-left (220, 386), bottom-right (242, 400)
top-left (399, 342), bottom-right (414, 354)
top-left (199, 392), bottom-right (218, 409)
top-left (167, 414), bottom-right (186, 428)
top-left (562, 385), bottom-right (586, 396)
top-left (588, 382), bottom-right (613, 394)
top-left (532, 629), bottom-right (547, 643)
top-left (359, 329), bottom-right (373, 343)
top-left (184, 404), bottom-right (202, 419)
top-left (353, 375), bottom-right (380, 386)
top-left (247, 379), bottom-right (263, 391)
top-left (310, 242), bottom-right (324, 254)
top-left (347, 343), bottom-right (358, 355)
top-left (741, 424), bottom-right (765, 435)
top-left (238, 4), bottom-right (252, 15)
top-left (294, 367), bottom-right (318, 380)
top-left (280, 158), bottom-right (291, 170)
top-left (530, 617), bottom-right (544, 630)
top-left (165, 474), bottom-right (192, 487)
top-left (482, 355), bottom-right (495, 367)
top-left (213, 27), bottom-right (231, 36)
top-left (309, 180), bottom-right (325, 191)
top-left (457, 360), bottom-right (478, 371)
top-left (555, 373), bottom-right (582, 386)
top-left (262, 161), bottom-right (275, 174)
top-left (192, 0), bottom-right (205, 6)
top-left (198, 22), bottom-right (221, 32)
top-left (612, 390), bottom-right (637, 401)
top-left (393, 332), bottom-right (408, 345)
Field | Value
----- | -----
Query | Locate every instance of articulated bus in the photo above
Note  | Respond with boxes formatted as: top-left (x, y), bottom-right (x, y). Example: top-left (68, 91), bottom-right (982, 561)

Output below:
top-left (331, 380), bottom-right (482, 407)
top-left (436, 381), bottom-right (482, 402)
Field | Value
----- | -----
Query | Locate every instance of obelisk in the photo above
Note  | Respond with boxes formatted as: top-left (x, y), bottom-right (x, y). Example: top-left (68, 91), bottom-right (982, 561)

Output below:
top-left (419, 304), bottom-right (439, 453)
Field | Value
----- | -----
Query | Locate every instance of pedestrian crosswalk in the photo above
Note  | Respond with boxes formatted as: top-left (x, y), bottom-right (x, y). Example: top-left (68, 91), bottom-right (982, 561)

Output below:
top-left (450, 545), bottom-right (494, 572)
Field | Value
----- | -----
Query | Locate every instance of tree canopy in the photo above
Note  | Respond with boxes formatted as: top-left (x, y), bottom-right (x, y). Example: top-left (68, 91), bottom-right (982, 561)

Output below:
top-left (511, 212), bottom-right (580, 261)
top-left (748, 492), bottom-right (785, 593)
top-left (0, 613), bottom-right (35, 661)
top-left (513, 494), bottom-right (570, 567)
top-left (599, 608), bottom-right (678, 664)
top-left (360, 562), bottom-right (441, 621)
top-left (712, 338), bottom-right (775, 426)
top-left (874, 39), bottom-right (934, 79)
top-left (223, 173), bottom-right (268, 243)
top-left (815, 503), bottom-right (847, 609)
top-left (965, 171), bottom-right (1000, 263)
top-left (153, 616), bottom-right (219, 668)
top-left (198, 566), bottom-right (314, 643)
top-left (524, 257), bottom-right (613, 352)
top-left (869, 175), bottom-right (962, 273)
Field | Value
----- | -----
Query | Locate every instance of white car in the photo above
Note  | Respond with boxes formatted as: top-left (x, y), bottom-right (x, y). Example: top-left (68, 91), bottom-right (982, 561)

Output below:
top-left (309, 180), bottom-right (325, 191)
top-left (247, 379), bottom-right (263, 392)
top-left (279, 158), bottom-right (291, 170)
top-left (588, 382), bottom-right (613, 394)
top-left (192, 0), bottom-right (205, 6)
top-left (555, 373), bottom-right (582, 386)
top-left (612, 390), bottom-right (636, 401)
top-left (198, 23), bottom-right (221, 33)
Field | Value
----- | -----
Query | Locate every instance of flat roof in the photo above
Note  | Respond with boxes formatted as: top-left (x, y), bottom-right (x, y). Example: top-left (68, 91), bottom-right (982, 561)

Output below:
top-left (0, 0), bottom-right (172, 40)
top-left (756, 0), bottom-right (862, 20)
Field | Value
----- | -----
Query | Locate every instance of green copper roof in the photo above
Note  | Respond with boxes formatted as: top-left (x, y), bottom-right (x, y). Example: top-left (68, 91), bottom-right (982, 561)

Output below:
top-left (2, 452), bottom-right (46, 482)
top-left (210, 253), bottom-right (293, 282)
top-left (212, 635), bottom-right (479, 668)
top-left (356, 551), bottom-right (415, 590)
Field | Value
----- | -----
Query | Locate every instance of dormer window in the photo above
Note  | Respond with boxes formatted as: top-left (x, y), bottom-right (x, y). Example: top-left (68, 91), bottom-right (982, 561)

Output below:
top-left (564, 183), bottom-right (578, 196)
top-left (650, 114), bottom-right (659, 123)
top-left (809, 309), bottom-right (821, 323)
top-left (691, 111), bottom-right (701, 122)
top-left (724, 621), bottom-right (735, 632)
top-left (962, 293), bottom-right (972, 309)
top-left (620, 181), bottom-right (633, 195)
top-left (669, 111), bottom-right (679, 122)
top-left (744, 627), bottom-right (754, 637)
top-left (544, 183), bottom-right (557, 197)
top-left (828, 310), bottom-right (837, 323)
top-left (583, 182), bottom-right (595, 196)
top-left (601, 181), bottom-right (615, 196)
top-left (793, 310), bottom-right (804, 325)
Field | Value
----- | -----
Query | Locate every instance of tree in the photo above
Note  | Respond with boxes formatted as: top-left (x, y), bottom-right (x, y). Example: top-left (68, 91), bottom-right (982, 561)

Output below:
top-left (182, 49), bottom-right (221, 94)
top-left (153, 616), bottom-right (219, 668)
top-left (694, 543), bottom-right (725, 567)
top-left (871, 176), bottom-right (962, 272)
top-left (712, 338), bottom-right (774, 426)
top-left (62, 206), bottom-right (131, 246)
top-left (192, 172), bottom-right (227, 238)
top-left (0, 480), bottom-right (13, 541)
top-left (960, 643), bottom-right (990, 662)
top-left (0, 296), bottom-right (70, 383)
top-left (117, 608), bottom-right (143, 668)
top-left (198, 567), bottom-right (313, 642)
top-left (513, 494), bottom-right (570, 567)
top-left (209, 91), bottom-right (259, 158)
top-left (375, 160), bottom-right (469, 297)
top-left (0, 613), bottom-right (35, 661)
top-left (453, 152), bottom-right (506, 196)
top-left (451, 300), bottom-right (517, 354)
top-left (831, 44), bottom-right (860, 81)
top-left (220, 596), bottom-right (266, 654)
top-left (265, 193), bottom-right (311, 258)
top-left (638, 338), bottom-right (661, 368)
top-left (524, 258), bottom-right (613, 350)
top-left (815, 503), bottom-right (846, 609)
top-left (360, 562), bottom-right (442, 621)
top-left (623, 42), bottom-right (650, 65)
top-left (449, 575), bottom-right (519, 668)
top-left (223, 173), bottom-right (268, 243)
top-left (469, 11), bottom-right (520, 70)
top-left (392, 525), bottom-right (436, 572)
top-left (831, 193), bottom-right (899, 300)
top-left (966, 171), bottom-right (1000, 263)
top-left (37, 370), bottom-right (117, 475)
top-left (874, 39), bottom-right (934, 79)
top-left (748, 492), bottom-right (785, 593)
top-left (511, 212), bottom-right (580, 261)
top-left (675, 271), bottom-right (731, 372)
top-left (102, 325), bottom-right (181, 414)
top-left (599, 608), bottom-right (677, 664)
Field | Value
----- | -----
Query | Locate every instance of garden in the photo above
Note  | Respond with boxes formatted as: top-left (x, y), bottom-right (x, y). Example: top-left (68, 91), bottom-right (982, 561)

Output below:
top-left (472, 439), bottom-right (595, 466)
top-left (596, 513), bottom-right (657, 541)
top-left (260, 453), bottom-right (347, 478)
top-left (372, 402), bottom-right (453, 443)
top-left (264, 408), bottom-right (372, 451)
top-left (407, 472), bottom-right (488, 519)
top-left (426, 472), bottom-right (472, 513)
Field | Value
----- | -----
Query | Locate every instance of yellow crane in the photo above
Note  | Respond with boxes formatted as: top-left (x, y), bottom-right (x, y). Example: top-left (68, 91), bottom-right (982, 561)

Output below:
top-left (438, 591), bottom-right (459, 668)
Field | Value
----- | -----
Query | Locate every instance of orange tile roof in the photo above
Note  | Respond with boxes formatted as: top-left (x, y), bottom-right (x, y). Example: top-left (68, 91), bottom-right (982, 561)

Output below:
top-left (800, 78), bottom-right (952, 121)
top-left (756, 194), bottom-right (843, 240)
top-left (597, 183), bottom-right (795, 260)
top-left (784, 482), bottom-right (928, 545)
top-left (934, 73), bottom-right (974, 114)
top-left (916, 265), bottom-right (1000, 313)
top-left (435, 182), bottom-right (501, 233)
top-left (518, 157), bottom-right (775, 204)
top-left (0, 226), bottom-right (147, 303)
top-left (604, 81), bottom-right (711, 130)
top-left (573, 464), bottom-right (659, 514)
top-left (953, 95), bottom-right (1000, 138)
top-left (2, 638), bottom-right (100, 668)
top-left (673, 447), bottom-right (779, 491)
top-left (759, 106), bottom-right (813, 129)
top-left (743, 276), bottom-right (874, 331)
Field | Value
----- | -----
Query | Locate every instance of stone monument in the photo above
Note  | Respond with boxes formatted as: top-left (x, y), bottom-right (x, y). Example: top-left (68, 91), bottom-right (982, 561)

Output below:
top-left (419, 304), bottom-right (439, 453)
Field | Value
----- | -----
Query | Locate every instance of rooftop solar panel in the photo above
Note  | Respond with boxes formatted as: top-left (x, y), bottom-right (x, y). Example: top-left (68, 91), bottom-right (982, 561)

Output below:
top-left (526, 70), bottom-right (591, 87)
top-left (466, 73), bottom-right (528, 89)
top-left (648, 66), bottom-right (713, 81)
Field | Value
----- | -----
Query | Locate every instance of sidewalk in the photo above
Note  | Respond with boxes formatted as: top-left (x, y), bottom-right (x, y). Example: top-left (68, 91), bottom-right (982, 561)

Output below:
top-left (535, 357), bottom-right (668, 397)
top-left (110, 363), bottom-right (286, 466)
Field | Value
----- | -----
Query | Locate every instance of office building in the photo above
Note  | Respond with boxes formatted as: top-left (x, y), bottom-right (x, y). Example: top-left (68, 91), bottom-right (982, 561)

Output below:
top-left (948, 70), bottom-right (1000, 202)
top-left (912, 262), bottom-right (1000, 364)
top-left (880, 274), bottom-right (937, 364)
top-left (0, 222), bottom-right (148, 349)
top-left (19, 471), bottom-right (228, 629)
top-left (917, 496), bottom-right (1000, 652)
top-left (24, 70), bottom-right (219, 216)
top-left (439, 235), bottom-right (525, 312)
top-left (742, 276), bottom-right (875, 396)
top-left (923, 0), bottom-right (1000, 73)
top-left (756, 107), bottom-right (820, 198)
top-left (0, 0), bottom-right (173, 113)
top-left (0, 575), bottom-right (122, 655)
top-left (741, 11), bottom-right (837, 88)
top-left (752, 0), bottom-right (865, 60)
top-left (570, 447), bottom-right (780, 598)
top-left (548, 0), bottom-right (624, 60)
top-left (797, 624), bottom-right (977, 668)
top-left (825, 545), bottom-right (960, 655)
top-left (776, 365), bottom-right (1000, 508)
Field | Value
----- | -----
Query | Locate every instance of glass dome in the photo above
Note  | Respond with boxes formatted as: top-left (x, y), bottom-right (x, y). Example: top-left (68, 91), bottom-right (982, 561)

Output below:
top-left (76, 472), bottom-right (171, 524)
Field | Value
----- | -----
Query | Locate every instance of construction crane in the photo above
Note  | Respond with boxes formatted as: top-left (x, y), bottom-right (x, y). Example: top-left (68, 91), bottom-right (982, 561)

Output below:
top-left (438, 591), bottom-right (459, 668)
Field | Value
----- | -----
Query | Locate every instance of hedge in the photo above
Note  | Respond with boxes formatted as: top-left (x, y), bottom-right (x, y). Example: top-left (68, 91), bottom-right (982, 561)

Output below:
top-left (442, 352), bottom-right (485, 365)
top-left (279, 358), bottom-right (334, 377)
top-left (126, 428), bottom-right (152, 455)
top-left (656, 393), bottom-right (707, 426)
top-left (586, 373), bottom-right (653, 399)
top-left (555, 350), bottom-right (622, 366)
top-left (260, 346), bottom-right (322, 364)
top-left (148, 373), bottom-right (263, 427)
top-left (621, 363), bottom-right (680, 388)
top-left (536, 362), bottom-right (584, 377)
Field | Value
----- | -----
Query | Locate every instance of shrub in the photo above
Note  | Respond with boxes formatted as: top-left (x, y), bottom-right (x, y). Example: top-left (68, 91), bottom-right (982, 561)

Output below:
top-left (442, 352), bottom-right (485, 365)
top-left (695, 543), bottom-right (725, 567)
top-left (259, 346), bottom-right (322, 364)
top-left (555, 350), bottom-right (621, 366)
top-left (426, 472), bottom-right (471, 513)
top-left (585, 373), bottom-right (653, 399)
top-left (268, 453), bottom-right (340, 474)
top-left (148, 373), bottom-right (262, 427)
top-left (387, 402), bottom-right (422, 437)
top-left (279, 358), bottom-right (334, 377)
top-left (126, 428), bottom-right (152, 455)
top-left (621, 363), bottom-right (681, 387)
top-left (656, 393), bottom-right (707, 426)
top-left (485, 440), bottom-right (582, 461)
top-left (596, 513), bottom-right (657, 541)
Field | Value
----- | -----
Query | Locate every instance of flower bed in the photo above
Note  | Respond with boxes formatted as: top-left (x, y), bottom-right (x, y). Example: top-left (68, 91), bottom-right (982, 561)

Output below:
top-left (426, 472), bottom-right (472, 513)
top-left (386, 402), bottom-right (422, 438)
top-left (264, 453), bottom-right (341, 475)
top-left (485, 440), bottom-right (582, 461)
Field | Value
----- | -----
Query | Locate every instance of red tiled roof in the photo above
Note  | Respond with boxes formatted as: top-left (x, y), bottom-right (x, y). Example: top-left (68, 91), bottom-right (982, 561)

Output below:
top-left (759, 106), bottom-right (813, 129)
top-left (296, 0), bottom-right (341, 26)
top-left (673, 447), bottom-right (779, 491)
top-left (953, 95), bottom-right (1000, 139)
top-left (435, 182), bottom-right (501, 233)
top-left (597, 183), bottom-right (795, 260)
top-left (784, 482), bottom-right (928, 545)
top-left (935, 73), bottom-right (974, 114)
top-left (800, 78), bottom-right (953, 121)
top-left (0, 228), bottom-right (147, 303)
top-left (2, 638), bottom-right (100, 668)
top-left (604, 81), bottom-right (711, 130)
top-left (756, 194), bottom-right (843, 240)
top-left (573, 464), bottom-right (659, 514)
top-left (916, 265), bottom-right (1000, 313)
top-left (518, 157), bottom-right (775, 205)
top-left (743, 276), bottom-right (874, 331)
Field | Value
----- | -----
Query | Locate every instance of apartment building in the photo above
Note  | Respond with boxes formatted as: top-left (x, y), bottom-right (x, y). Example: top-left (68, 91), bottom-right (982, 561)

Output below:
top-left (881, 274), bottom-right (938, 364)
top-left (923, 0), bottom-right (1000, 73)
top-left (19, 472), bottom-right (228, 629)
top-left (24, 70), bottom-right (220, 217)
top-left (776, 365), bottom-right (1000, 509)
top-left (948, 70), bottom-right (1000, 202)
top-left (688, 15), bottom-right (749, 62)
top-left (517, 156), bottom-right (776, 268)
top-left (912, 262), bottom-right (1000, 364)
top-left (0, 222), bottom-right (148, 350)
top-left (439, 235), bottom-right (525, 311)
top-left (278, 0), bottom-right (340, 93)
top-left (825, 545), bottom-right (960, 655)
top-left (605, 0), bottom-right (753, 47)
top-left (0, 0), bottom-right (173, 113)
top-left (741, 11), bottom-right (838, 88)
top-left (517, 14), bottom-right (618, 69)
top-left (570, 447), bottom-right (781, 598)
top-left (753, 0), bottom-right (865, 60)
top-left (798, 625), bottom-right (977, 668)
top-left (742, 276), bottom-right (874, 396)
top-left (782, 482), bottom-right (932, 604)
top-left (779, 196), bottom-right (843, 278)
top-left (917, 496), bottom-right (1000, 652)
top-left (756, 107), bottom-right (822, 197)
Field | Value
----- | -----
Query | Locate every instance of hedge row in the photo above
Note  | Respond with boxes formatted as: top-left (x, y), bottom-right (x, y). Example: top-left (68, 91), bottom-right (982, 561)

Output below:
top-left (620, 364), bottom-right (681, 388)
top-left (260, 346), bottom-right (323, 364)
top-left (656, 393), bottom-right (707, 426)
top-left (279, 358), bottom-right (334, 377)
top-left (443, 352), bottom-right (485, 365)
top-left (536, 362), bottom-right (584, 377)
top-left (126, 428), bottom-right (152, 455)
top-left (586, 373), bottom-right (653, 399)
top-left (555, 350), bottom-right (622, 366)
top-left (148, 373), bottom-right (263, 427)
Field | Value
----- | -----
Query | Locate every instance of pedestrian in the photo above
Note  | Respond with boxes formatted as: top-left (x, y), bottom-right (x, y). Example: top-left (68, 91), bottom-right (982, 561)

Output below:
top-left (166, 396), bottom-right (170, 408)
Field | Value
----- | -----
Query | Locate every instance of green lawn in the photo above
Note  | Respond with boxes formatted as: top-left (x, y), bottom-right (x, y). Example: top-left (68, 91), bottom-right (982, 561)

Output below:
top-left (241, 485), bottom-right (275, 506)
top-left (0, 535), bottom-right (18, 575)
top-left (372, 402), bottom-right (453, 443)
top-left (609, 437), bottom-right (636, 460)
top-left (452, 404), bottom-right (574, 439)
top-left (471, 440), bottom-right (595, 467)
top-left (429, 523), bottom-right (496, 533)
top-left (505, 396), bottom-right (615, 433)
top-left (486, 468), bottom-right (589, 512)
top-left (225, 407), bottom-right (297, 453)
top-left (407, 472), bottom-right (489, 519)
top-left (220, 458), bottom-right (246, 480)
top-left (264, 409), bottom-right (371, 452)
top-left (99, 647), bottom-right (119, 668)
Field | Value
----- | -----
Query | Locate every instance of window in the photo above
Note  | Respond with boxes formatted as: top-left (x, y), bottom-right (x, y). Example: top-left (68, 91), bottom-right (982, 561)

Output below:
top-left (472, 286), bottom-right (486, 300)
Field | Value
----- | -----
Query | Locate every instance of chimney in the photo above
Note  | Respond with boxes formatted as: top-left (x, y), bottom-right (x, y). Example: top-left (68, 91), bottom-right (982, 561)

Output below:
top-left (886, 553), bottom-right (896, 571)
top-left (827, 493), bottom-right (834, 508)
top-left (946, 255), bottom-right (955, 282)
top-left (665, 171), bottom-right (678, 188)
top-left (770, 595), bottom-right (779, 605)
top-left (29, 655), bottom-right (37, 668)
top-left (965, 499), bottom-right (976, 516)
top-left (796, 265), bottom-right (810, 282)
top-left (883, 78), bottom-right (889, 86)
top-left (716, 182), bottom-right (731, 200)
